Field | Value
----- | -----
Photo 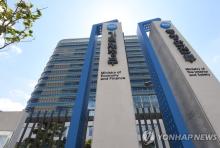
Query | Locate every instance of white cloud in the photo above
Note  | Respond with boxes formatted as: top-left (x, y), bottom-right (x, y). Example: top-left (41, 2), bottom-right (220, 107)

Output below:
top-left (0, 98), bottom-right (24, 111)
top-left (0, 45), bottom-right (22, 59)
top-left (10, 45), bottom-right (22, 54)
top-left (9, 89), bottom-right (30, 102)
top-left (0, 34), bottom-right (22, 57)
top-left (0, 35), bottom-right (5, 47)
top-left (0, 79), bottom-right (37, 111)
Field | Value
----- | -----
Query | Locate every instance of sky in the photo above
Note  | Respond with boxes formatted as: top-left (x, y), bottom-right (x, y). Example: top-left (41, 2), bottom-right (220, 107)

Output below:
top-left (0, 0), bottom-right (220, 111)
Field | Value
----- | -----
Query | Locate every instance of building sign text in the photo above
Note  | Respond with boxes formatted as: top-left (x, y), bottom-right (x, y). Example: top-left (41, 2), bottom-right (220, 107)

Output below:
top-left (185, 67), bottom-right (211, 77)
top-left (100, 71), bottom-right (125, 80)
top-left (165, 29), bottom-right (196, 63)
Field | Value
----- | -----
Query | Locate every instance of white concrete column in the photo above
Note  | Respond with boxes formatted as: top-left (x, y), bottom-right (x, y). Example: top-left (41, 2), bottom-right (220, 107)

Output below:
top-left (92, 22), bottom-right (139, 148)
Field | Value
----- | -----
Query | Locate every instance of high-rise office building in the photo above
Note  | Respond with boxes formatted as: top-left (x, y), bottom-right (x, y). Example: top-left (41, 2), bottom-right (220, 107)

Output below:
top-left (15, 19), bottom-right (220, 148)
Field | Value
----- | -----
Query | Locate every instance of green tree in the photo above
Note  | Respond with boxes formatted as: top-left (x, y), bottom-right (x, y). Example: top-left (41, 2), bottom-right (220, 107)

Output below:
top-left (85, 139), bottom-right (92, 148)
top-left (0, 0), bottom-right (42, 49)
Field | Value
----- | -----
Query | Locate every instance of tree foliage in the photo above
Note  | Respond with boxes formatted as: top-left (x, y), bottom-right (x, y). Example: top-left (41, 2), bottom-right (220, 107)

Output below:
top-left (17, 122), bottom-right (67, 148)
top-left (0, 0), bottom-right (42, 49)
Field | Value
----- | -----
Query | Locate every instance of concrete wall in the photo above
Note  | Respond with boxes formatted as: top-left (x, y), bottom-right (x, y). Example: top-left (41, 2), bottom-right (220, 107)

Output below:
top-left (149, 21), bottom-right (220, 147)
top-left (0, 111), bottom-right (27, 148)
top-left (0, 111), bottom-right (25, 131)
top-left (92, 22), bottom-right (139, 148)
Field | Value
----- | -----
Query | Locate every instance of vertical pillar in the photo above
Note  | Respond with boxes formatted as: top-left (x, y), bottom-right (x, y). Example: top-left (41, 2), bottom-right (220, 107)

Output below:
top-left (137, 18), bottom-right (194, 147)
top-left (65, 24), bottom-right (97, 148)
top-left (92, 22), bottom-right (139, 148)
top-left (65, 20), bottom-right (118, 148)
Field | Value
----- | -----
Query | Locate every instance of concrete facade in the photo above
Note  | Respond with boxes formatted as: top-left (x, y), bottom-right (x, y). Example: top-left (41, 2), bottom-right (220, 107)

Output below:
top-left (12, 19), bottom-right (220, 148)
top-left (0, 111), bottom-right (27, 148)
top-left (92, 23), bottom-right (139, 148)
top-left (0, 111), bottom-right (24, 131)
top-left (149, 21), bottom-right (220, 147)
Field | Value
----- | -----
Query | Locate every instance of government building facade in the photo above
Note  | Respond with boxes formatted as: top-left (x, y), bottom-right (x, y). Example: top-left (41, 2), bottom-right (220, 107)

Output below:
top-left (14, 18), bottom-right (220, 148)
